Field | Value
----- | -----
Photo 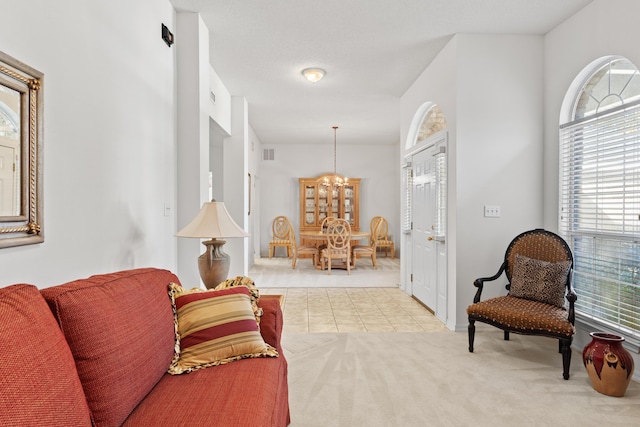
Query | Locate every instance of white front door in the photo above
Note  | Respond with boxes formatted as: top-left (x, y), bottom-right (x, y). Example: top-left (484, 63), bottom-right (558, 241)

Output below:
top-left (411, 148), bottom-right (436, 309)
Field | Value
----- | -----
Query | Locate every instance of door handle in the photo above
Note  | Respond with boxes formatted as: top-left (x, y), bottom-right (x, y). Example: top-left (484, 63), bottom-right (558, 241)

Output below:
top-left (428, 236), bottom-right (434, 241)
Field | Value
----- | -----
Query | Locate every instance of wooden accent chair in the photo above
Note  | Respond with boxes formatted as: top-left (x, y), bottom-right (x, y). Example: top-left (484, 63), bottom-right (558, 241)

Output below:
top-left (268, 216), bottom-right (293, 258)
top-left (290, 223), bottom-right (318, 269)
top-left (373, 216), bottom-right (395, 258)
top-left (352, 217), bottom-right (380, 269)
top-left (467, 229), bottom-right (576, 380)
top-left (369, 216), bottom-right (382, 244)
top-left (320, 218), bottom-right (352, 275)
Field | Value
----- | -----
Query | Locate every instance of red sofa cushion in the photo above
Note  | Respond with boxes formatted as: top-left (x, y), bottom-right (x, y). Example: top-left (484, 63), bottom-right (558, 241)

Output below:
top-left (41, 268), bottom-right (178, 427)
top-left (124, 356), bottom-right (290, 427)
top-left (124, 295), bottom-right (290, 426)
top-left (0, 284), bottom-right (92, 426)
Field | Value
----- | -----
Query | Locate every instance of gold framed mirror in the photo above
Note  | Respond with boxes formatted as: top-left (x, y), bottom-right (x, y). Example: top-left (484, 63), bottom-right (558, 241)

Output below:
top-left (0, 50), bottom-right (43, 248)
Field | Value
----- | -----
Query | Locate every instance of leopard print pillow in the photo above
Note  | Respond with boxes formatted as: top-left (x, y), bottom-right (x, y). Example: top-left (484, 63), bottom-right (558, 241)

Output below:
top-left (509, 254), bottom-right (572, 308)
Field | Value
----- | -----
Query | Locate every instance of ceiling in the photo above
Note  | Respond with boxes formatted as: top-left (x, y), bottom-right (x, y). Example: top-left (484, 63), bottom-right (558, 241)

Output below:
top-left (170, 0), bottom-right (592, 146)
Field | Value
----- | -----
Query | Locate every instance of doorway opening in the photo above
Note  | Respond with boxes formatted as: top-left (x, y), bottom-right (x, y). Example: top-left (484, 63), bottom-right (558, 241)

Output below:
top-left (402, 102), bottom-right (448, 324)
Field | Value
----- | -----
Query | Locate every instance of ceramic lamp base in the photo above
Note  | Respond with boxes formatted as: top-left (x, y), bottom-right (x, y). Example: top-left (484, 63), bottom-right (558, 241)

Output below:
top-left (198, 238), bottom-right (230, 289)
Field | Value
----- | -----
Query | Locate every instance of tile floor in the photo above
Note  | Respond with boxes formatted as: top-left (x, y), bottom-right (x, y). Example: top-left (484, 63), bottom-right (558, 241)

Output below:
top-left (260, 287), bottom-right (448, 333)
top-left (252, 256), bottom-right (448, 333)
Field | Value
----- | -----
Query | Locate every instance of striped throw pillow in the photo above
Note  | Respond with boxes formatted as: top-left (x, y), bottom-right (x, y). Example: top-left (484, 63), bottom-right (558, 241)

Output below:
top-left (167, 283), bottom-right (278, 375)
top-left (215, 275), bottom-right (263, 323)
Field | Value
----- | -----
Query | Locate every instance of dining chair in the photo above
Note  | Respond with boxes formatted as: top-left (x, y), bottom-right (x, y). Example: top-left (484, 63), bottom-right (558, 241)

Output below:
top-left (317, 216), bottom-right (337, 253)
top-left (290, 223), bottom-right (318, 269)
top-left (320, 216), bottom-right (337, 232)
top-left (369, 216), bottom-right (383, 245)
top-left (374, 216), bottom-right (395, 258)
top-left (268, 216), bottom-right (294, 258)
top-left (352, 217), bottom-right (380, 269)
top-left (320, 218), bottom-right (351, 275)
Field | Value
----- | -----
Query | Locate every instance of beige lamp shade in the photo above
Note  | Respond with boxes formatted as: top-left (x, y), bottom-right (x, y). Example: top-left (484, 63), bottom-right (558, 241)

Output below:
top-left (176, 202), bottom-right (249, 239)
top-left (177, 201), bottom-right (248, 289)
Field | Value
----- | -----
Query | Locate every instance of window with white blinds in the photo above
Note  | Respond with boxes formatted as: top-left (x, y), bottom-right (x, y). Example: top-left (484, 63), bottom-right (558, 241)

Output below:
top-left (559, 58), bottom-right (640, 338)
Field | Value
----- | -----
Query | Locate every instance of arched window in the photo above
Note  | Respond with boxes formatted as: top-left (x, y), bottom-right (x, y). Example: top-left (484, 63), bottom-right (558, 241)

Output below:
top-left (417, 104), bottom-right (447, 143)
top-left (559, 57), bottom-right (640, 339)
top-left (405, 103), bottom-right (447, 150)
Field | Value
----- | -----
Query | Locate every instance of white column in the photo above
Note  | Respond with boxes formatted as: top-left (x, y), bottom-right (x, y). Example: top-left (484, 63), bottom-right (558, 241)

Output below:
top-left (224, 97), bottom-right (250, 277)
top-left (176, 12), bottom-right (210, 286)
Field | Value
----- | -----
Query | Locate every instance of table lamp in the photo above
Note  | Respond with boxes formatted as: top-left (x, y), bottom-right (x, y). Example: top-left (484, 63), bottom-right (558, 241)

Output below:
top-left (177, 201), bottom-right (249, 289)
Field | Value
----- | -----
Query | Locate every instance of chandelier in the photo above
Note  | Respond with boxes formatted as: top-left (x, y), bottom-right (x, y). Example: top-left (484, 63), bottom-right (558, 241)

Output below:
top-left (322, 126), bottom-right (348, 190)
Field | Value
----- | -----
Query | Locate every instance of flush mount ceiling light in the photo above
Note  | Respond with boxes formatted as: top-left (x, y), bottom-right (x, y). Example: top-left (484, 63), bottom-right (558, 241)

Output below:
top-left (302, 68), bottom-right (325, 83)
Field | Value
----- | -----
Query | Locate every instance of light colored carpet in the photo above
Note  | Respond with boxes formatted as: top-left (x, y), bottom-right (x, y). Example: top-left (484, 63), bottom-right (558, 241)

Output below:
top-left (283, 328), bottom-right (640, 427)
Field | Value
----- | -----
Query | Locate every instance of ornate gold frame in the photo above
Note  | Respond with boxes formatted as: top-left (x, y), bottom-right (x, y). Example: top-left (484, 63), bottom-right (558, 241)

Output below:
top-left (0, 50), bottom-right (43, 248)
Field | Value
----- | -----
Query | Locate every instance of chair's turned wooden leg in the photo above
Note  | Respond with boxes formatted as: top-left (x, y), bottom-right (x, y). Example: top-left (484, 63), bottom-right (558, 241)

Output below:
top-left (504, 330), bottom-right (510, 341)
top-left (561, 338), bottom-right (572, 380)
top-left (468, 319), bottom-right (475, 352)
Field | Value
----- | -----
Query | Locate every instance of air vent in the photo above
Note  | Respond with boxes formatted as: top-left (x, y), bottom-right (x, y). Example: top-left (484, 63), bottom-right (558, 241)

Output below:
top-left (263, 148), bottom-right (275, 161)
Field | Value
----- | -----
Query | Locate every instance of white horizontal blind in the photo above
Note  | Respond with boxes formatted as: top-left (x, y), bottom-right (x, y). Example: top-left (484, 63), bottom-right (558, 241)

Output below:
top-left (559, 100), bottom-right (640, 337)
top-left (434, 147), bottom-right (447, 238)
top-left (403, 164), bottom-right (412, 233)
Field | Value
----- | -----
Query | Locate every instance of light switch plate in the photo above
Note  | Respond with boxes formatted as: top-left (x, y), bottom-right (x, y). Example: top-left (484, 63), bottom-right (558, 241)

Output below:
top-left (484, 205), bottom-right (501, 218)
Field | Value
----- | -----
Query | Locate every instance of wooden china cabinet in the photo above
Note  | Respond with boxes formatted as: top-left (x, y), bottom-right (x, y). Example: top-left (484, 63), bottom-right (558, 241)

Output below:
top-left (299, 174), bottom-right (360, 245)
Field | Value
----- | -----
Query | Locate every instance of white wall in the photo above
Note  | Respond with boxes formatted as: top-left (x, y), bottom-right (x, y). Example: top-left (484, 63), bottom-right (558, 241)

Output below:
top-left (543, 0), bottom-right (640, 375)
top-left (258, 143), bottom-right (400, 258)
top-left (0, 0), bottom-right (177, 288)
top-left (456, 34), bottom-right (544, 330)
top-left (209, 67), bottom-right (231, 134)
top-left (401, 34), bottom-right (544, 331)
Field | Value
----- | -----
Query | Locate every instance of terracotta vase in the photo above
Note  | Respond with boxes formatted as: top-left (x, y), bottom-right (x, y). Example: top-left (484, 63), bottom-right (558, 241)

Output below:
top-left (583, 332), bottom-right (635, 397)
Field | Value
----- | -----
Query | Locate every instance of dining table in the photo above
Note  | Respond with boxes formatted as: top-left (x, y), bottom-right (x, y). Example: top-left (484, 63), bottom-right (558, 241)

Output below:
top-left (299, 230), bottom-right (370, 270)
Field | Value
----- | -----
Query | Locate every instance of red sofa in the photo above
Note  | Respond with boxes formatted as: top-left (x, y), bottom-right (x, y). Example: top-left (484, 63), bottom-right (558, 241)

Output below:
top-left (0, 268), bottom-right (290, 426)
